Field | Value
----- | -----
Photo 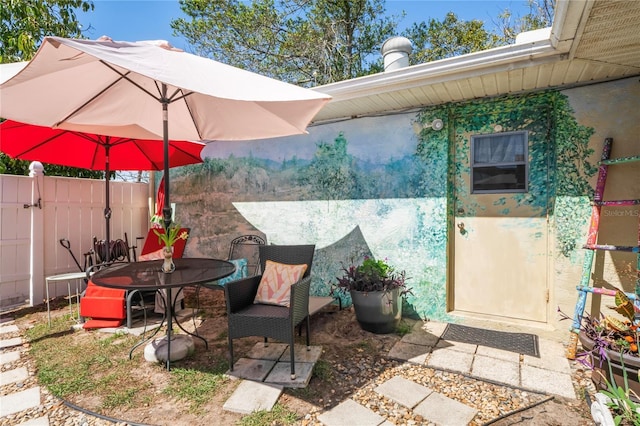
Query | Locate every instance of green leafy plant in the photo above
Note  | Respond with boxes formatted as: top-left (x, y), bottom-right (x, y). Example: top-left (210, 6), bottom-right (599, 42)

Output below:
top-left (152, 219), bottom-right (188, 249)
top-left (334, 257), bottom-right (411, 294)
top-left (596, 353), bottom-right (640, 425)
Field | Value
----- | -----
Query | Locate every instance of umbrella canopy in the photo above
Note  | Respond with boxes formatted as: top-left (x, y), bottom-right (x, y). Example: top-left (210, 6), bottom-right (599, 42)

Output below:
top-left (0, 119), bottom-right (205, 259)
top-left (0, 120), bottom-right (204, 171)
top-left (0, 36), bottom-right (331, 228)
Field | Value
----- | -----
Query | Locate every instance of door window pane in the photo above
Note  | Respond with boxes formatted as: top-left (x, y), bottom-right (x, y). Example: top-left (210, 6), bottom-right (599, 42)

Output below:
top-left (471, 131), bottom-right (528, 193)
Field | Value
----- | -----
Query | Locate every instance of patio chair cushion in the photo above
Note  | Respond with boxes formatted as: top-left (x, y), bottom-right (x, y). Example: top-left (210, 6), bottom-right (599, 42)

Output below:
top-left (254, 260), bottom-right (307, 307)
top-left (217, 258), bottom-right (248, 286)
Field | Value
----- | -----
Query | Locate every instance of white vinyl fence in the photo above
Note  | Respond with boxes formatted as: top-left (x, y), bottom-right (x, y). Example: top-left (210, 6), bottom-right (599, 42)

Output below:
top-left (0, 164), bottom-right (151, 311)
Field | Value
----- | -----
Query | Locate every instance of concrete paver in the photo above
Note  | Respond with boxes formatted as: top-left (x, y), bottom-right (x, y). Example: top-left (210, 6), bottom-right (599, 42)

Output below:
top-left (521, 364), bottom-right (576, 399)
top-left (435, 338), bottom-right (478, 354)
top-left (476, 345), bottom-right (521, 363)
top-left (426, 347), bottom-right (474, 373)
top-left (0, 386), bottom-right (41, 417)
top-left (414, 392), bottom-right (478, 426)
top-left (471, 354), bottom-right (520, 386)
top-left (318, 399), bottom-right (386, 426)
top-left (374, 376), bottom-right (432, 408)
top-left (223, 380), bottom-right (283, 414)
top-left (387, 341), bottom-right (430, 363)
top-left (228, 357), bottom-right (276, 382)
top-left (0, 337), bottom-right (23, 349)
top-left (0, 366), bottom-right (29, 386)
top-left (18, 415), bottom-right (49, 425)
top-left (0, 350), bottom-right (21, 365)
top-left (246, 342), bottom-right (288, 360)
top-left (264, 362), bottom-right (314, 388)
top-left (279, 345), bottom-right (323, 363)
top-left (421, 321), bottom-right (448, 337)
top-left (0, 324), bottom-right (19, 335)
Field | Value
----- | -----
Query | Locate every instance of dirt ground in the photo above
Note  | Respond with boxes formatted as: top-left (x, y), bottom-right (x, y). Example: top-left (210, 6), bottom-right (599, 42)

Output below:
top-left (9, 287), bottom-right (595, 425)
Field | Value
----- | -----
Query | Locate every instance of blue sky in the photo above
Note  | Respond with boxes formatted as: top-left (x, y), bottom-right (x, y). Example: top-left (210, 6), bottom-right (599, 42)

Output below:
top-left (76, 0), bottom-right (533, 50)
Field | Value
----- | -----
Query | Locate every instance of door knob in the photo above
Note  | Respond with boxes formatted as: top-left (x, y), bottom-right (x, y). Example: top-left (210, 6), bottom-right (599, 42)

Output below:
top-left (457, 207), bottom-right (465, 215)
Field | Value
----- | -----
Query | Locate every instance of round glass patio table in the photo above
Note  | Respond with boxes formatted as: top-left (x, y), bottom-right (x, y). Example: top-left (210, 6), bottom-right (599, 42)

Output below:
top-left (90, 257), bottom-right (235, 370)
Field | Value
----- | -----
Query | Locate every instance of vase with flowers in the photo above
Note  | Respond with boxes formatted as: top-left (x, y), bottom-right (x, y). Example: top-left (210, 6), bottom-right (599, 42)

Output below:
top-left (334, 257), bottom-right (411, 334)
top-left (153, 220), bottom-right (189, 273)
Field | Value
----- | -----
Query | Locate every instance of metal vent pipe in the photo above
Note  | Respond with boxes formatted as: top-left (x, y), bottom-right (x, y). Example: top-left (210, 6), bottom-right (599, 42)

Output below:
top-left (381, 36), bottom-right (412, 71)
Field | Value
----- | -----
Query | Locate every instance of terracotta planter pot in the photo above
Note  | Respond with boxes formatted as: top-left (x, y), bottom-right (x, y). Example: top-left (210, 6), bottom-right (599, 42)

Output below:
top-left (578, 331), bottom-right (640, 401)
top-left (350, 288), bottom-right (401, 334)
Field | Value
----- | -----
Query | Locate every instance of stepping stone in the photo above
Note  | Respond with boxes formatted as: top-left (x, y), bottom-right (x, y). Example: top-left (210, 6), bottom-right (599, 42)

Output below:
top-left (318, 399), bottom-right (386, 426)
top-left (476, 345), bottom-right (521, 363)
top-left (247, 342), bottom-right (288, 360)
top-left (426, 347), bottom-right (474, 374)
top-left (421, 321), bottom-right (448, 337)
top-left (278, 345), bottom-right (322, 363)
top-left (0, 366), bottom-right (28, 386)
top-left (264, 361), bottom-right (314, 388)
top-left (0, 324), bottom-right (19, 335)
top-left (0, 337), bottom-right (23, 349)
top-left (387, 341), bottom-right (431, 364)
top-left (19, 415), bottom-right (49, 425)
top-left (223, 380), bottom-right (282, 414)
top-left (374, 376), bottom-right (432, 408)
top-left (435, 339), bottom-right (478, 354)
top-left (0, 386), bottom-right (41, 417)
top-left (414, 392), bottom-right (478, 426)
top-left (400, 321), bottom-right (442, 346)
top-left (0, 350), bottom-right (21, 365)
top-left (523, 339), bottom-right (572, 374)
top-left (521, 364), bottom-right (576, 399)
top-left (471, 354), bottom-right (520, 387)
top-left (228, 358), bottom-right (276, 382)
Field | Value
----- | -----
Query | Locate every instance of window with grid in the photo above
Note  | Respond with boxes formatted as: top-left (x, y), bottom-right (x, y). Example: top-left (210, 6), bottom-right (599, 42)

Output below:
top-left (471, 131), bottom-right (528, 193)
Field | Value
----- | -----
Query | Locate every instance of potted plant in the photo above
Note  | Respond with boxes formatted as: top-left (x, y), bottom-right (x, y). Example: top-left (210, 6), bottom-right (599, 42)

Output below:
top-left (334, 257), bottom-right (411, 334)
top-left (560, 301), bottom-right (640, 424)
top-left (152, 219), bottom-right (189, 273)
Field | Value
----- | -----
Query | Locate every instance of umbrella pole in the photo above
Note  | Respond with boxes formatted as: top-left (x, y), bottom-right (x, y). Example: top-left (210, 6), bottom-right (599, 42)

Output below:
top-left (162, 88), bottom-right (172, 230)
top-left (104, 143), bottom-right (111, 263)
top-left (161, 85), bottom-right (173, 368)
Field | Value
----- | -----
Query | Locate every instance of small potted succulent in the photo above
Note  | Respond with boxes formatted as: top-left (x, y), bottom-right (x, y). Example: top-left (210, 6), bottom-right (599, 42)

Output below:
top-left (334, 257), bottom-right (411, 334)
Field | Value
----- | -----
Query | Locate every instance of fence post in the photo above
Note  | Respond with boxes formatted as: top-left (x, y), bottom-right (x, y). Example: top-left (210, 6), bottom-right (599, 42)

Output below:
top-left (28, 161), bottom-right (44, 306)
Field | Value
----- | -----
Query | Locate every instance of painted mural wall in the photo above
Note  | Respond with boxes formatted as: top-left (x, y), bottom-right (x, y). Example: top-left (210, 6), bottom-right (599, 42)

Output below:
top-left (168, 77), bottom-right (639, 329)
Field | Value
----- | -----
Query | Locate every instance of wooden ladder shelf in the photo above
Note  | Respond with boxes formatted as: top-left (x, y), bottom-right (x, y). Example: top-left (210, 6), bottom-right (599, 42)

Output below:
top-left (567, 138), bottom-right (640, 359)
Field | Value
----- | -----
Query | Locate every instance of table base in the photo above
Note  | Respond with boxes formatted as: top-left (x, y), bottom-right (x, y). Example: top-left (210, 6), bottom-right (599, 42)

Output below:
top-left (143, 335), bottom-right (195, 363)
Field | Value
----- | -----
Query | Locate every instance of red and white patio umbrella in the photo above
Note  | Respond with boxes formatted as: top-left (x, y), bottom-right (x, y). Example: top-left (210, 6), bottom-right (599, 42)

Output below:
top-left (0, 36), bottom-right (331, 230)
top-left (0, 119), bottom-right (206, 260)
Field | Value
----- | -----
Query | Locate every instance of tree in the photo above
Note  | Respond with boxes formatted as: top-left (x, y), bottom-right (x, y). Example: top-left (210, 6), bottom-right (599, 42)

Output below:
top-left (495, 0), bottom-right (555, 44)
top-left (402, 12), bottom-right (500, 65)
top-left (171, 0), bottom-right (399, 85)
top-left (0, 0), bottom-right (94, 63)
top-left (305, 132), bottom-right (358, 199)
top-left (1, 0), bottom-right (105, 178)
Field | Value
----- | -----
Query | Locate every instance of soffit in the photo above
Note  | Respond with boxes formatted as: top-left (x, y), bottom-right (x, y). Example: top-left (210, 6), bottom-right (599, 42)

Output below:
top-left (311, 0), bottom-right (640, 124)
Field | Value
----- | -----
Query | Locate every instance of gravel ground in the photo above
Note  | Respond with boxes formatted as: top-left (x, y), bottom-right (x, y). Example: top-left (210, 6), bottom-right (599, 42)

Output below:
top-left (1, 302), bottom-right (596, 426)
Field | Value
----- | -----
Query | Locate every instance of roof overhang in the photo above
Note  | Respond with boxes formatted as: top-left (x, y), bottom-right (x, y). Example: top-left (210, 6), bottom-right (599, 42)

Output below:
top-left (311, 0), bottom-right (640, 123)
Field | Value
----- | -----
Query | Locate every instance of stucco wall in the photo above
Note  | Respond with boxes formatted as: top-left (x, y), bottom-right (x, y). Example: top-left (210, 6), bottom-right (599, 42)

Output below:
top-left (167, 77), bottom-right (639, 331)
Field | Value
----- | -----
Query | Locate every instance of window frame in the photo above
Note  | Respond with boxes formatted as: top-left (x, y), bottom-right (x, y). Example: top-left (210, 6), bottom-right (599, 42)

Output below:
top-left (470, 130), bottom-right (529, 194)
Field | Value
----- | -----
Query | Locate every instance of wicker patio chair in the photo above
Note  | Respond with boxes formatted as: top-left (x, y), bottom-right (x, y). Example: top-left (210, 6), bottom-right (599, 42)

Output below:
top-left (224, 244), bottom-right (315, 379)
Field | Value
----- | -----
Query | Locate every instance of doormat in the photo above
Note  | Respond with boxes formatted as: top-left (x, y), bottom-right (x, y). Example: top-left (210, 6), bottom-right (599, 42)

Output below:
top-left (441, 323), bottom-right (540, 358)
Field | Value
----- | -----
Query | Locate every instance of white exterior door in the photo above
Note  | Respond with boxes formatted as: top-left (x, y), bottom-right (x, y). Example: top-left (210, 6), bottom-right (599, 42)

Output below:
top-left (452, 131), bottom-right (549, 323)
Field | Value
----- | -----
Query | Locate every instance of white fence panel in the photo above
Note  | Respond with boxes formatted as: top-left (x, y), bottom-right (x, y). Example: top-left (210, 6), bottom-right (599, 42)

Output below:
top-left (0, 170), bottom-right (150, 311)
top-left (0, 175), bottom-right (32, 308)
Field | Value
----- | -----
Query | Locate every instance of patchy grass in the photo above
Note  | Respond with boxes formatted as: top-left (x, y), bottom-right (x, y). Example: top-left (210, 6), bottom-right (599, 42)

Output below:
top-left (395, 320), bottom-right (413, 336)
top-left (163, 366), bottom-right (229, 414)
top-left (25, 315), bottom-right (148, 408)
top-left (312, 359), bottom-right (333, 382)
top-left (238, 403), bottom-right (298, 426)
